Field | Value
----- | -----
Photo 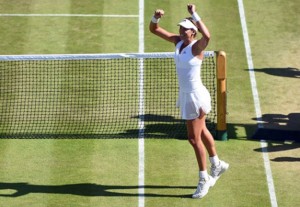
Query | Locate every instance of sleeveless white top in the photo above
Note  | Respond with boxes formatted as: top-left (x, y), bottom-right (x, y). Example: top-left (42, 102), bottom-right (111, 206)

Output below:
top-left (174, 40), bottom-right (211, 120)
top-left (174, 40), bottom-right (203, 92)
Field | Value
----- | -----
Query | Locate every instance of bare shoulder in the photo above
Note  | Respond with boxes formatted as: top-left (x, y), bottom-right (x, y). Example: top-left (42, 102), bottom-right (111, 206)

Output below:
top-left (192, 38), bottom-right (208, 57)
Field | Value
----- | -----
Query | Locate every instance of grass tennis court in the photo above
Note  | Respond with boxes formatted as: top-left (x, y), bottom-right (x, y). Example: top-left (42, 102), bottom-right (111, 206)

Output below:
top-left (0, 0), bottom-right (299, 207)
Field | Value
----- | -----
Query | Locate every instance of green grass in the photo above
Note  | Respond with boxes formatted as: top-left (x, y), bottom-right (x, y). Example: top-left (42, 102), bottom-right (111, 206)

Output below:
top-left (0, 139), bottom-right (139, 207)
top-left (144, 139), bottom-right (270, 207)
top-left (240, 2), bottom-right (300, 206)
top-left (0, 0), bottom-right (299, 207)
top-left (0, 0), bottom-right (139, 54)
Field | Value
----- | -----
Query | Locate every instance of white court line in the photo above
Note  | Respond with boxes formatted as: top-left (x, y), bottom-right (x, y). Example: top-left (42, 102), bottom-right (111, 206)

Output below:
top-left (138, 0), bottom-right (145, 207)
top-left (0, 14), bottom-right (138, 17)
top-left (237, 1), bottom-right (278, 207)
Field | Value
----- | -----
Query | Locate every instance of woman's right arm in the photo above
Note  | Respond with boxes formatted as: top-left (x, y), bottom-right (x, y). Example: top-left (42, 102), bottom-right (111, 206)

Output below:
top-left (149, 9), bottom-right (180, 44)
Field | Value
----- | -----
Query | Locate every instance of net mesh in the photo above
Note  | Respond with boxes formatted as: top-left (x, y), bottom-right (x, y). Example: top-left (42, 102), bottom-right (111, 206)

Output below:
top-left (0, 52), bottom-right (216, 139)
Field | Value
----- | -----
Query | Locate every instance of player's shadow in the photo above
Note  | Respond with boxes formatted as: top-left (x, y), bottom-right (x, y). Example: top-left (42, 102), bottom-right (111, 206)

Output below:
top-left (0, 182), bottom-right (192, 198)
top-left (251, 67), bottom-right (300, 78)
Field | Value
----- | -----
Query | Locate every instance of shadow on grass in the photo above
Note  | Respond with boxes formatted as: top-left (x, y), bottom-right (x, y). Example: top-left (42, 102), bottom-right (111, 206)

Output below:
top-left (228, 112), bottom-right (300, 142)
top-left (0, 114), bottom-right (217, 140)
top-left (251, 67), bottom-right (300, 78)
top-left (228, 112), bottom-right (300, 161)
top-left (270, 157), bottom-right (300, 162)
top-left (251, 113), bottom-right (300, 142)
top-left (0, 182), bottom-right (192, 198)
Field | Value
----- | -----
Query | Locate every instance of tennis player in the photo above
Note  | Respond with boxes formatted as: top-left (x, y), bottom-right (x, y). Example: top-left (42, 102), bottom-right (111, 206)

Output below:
top-left (149, 4), bottom-right (229, 199)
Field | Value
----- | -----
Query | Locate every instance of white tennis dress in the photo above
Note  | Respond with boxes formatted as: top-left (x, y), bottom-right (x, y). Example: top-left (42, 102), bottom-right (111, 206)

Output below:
top-left (174, 40), bottom-right (211, 120)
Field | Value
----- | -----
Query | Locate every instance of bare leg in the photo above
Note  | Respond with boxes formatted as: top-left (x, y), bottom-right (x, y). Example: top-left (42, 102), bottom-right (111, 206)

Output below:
top-left (201, 122), bottom-right (217, 157)
top-left (187, 110), bottom-right (218, 170)
top-left (188, 111), bottom-right (228, 199)
top-left (186, 113), bottom-right (207, 171)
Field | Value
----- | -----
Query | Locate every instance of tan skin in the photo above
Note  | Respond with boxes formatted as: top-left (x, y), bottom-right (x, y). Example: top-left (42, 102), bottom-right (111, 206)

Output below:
top-left (149, 4), bottom-right (217, 171)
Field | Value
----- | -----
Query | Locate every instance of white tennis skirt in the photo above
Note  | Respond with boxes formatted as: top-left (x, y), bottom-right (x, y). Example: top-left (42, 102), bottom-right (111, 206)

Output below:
top-left (176, 86), bottom-right (211, 120)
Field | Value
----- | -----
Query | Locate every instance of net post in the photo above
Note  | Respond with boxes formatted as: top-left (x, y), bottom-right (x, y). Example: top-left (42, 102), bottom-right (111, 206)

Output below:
top-left (216, 51), bottom-right (228, 140)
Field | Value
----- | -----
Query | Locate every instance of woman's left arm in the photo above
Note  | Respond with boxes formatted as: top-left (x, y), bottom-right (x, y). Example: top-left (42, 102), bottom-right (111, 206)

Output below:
top-left (188, 4), bottom-right (211, 56)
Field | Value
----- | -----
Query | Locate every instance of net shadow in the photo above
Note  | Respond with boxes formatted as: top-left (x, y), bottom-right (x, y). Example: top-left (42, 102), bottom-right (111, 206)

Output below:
top-left (0, 114), bottom-right (216, 139)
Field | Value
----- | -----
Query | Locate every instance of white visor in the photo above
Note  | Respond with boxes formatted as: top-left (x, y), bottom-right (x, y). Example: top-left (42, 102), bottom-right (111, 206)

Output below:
top-left (178, 19), bottom-right (198, 31)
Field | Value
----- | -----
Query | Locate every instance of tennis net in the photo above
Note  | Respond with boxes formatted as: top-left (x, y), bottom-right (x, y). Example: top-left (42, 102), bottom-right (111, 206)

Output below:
top-left (0, 52), bottom-right (223, 139)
